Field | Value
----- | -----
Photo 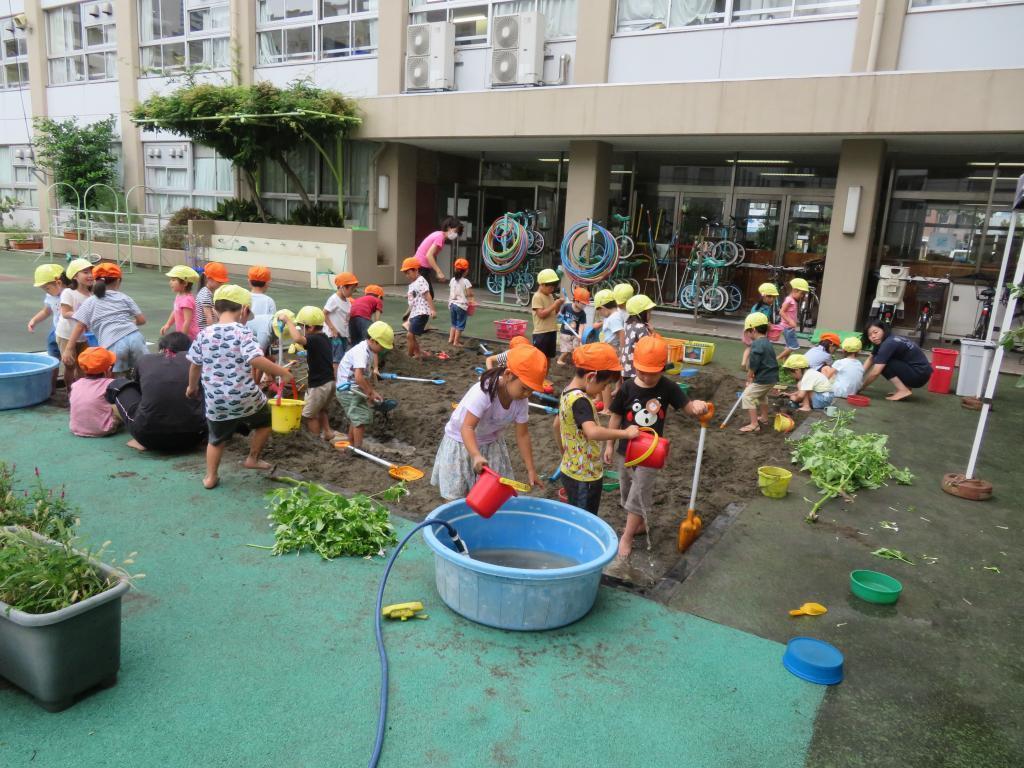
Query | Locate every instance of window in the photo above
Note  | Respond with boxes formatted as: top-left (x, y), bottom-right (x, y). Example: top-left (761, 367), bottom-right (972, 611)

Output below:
top-left (144, 142), bottom-right (235, 215)
top-left (139, 1), bottom-right (229, 75)
top-left (410, 0), bottom-right (577, 45)
top-left (1, 17), bottom-right (28, 89)
top-left (0, 146), bottom-right (39, 208)
top-left (614, 0), bottom-right (858, 33)
top-left (257, 0), bottom-right (378, 64)
top-left (46, 2), bottom-right (118, 85)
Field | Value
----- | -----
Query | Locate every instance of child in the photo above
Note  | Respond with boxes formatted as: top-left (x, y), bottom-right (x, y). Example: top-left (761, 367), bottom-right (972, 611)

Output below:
top-left (555, 287), bottom-right (589, 366)
top-left (531, 268), bottom-right (565, 360)
top-left (805, 332), bottom-right (840, 374)
top-left (335, 320), bottom-right (394, 449)
top-left (620, 294), bottom-right (656, 378)
top-left (485, 335), bottom-right (530, 370)
top-left (556, 343), bottom-right (640, 514)
top-left (402, 256), bottom-right (433, 360)
top-left (605, 335), bottom-right (709, 560)
top-left (741, 282), bottom-right (780, 369)
top-left (246, 265), bottom-right (277, 354)
top-left (69, 347), bottom-right (120, 437)
top-left (186, 284), bottom-right (294, 490)
top-left (349, 285), bottom-right (384, 345)
top-left (56, 258), bottom-right (95, 387)
top-left (431, 344), bottom-right (548, 500)
top-left (779, 278), bottom-right (808, 361)
top-left (62, 263), bottom-right (147, 375)
top-left (739, 312), bottom-right (779, 434)
top-left (784, 354), bottom-right (834, 411)
top-left (27, 263), bottom-right (65, 360)
top-left (448, 258), bottom-right (473, 348)
top-left (160, 265), bottom-right (201, 340)
top-left (829, 336), bottom-right (865, 398)
top-left (324, 271), bottom-right (358, 371)
top-left (195, 262), bottom-right (229, 331)
top-left (279, 306), bottom-right (335, 441)
top-left (594, 288), bottom-right (623, 415)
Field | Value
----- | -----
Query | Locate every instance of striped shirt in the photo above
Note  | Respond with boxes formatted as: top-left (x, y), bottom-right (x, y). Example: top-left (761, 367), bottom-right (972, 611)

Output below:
top-left (72, 290), bottom-right (143, 348)
top-left (195, 286), bottom-right (213, 331)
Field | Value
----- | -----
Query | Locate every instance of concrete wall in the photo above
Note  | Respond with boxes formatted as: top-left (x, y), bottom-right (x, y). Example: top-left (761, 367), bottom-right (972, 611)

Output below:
top-left (0, 91), bottom-right (33, 144)
top-left (898, 4), bottom-right (1024, 72)
top-left (45, 82), bottom-right (122, 127)
top-left (254, 58), bottom-right (379, 98)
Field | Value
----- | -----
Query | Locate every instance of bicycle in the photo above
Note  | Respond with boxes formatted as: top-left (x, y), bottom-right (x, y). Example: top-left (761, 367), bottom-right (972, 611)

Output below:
top-left (970, 285), bottom-right (996, 340)
top-left (611, 213), bottom-right (635, 259)
top-left (793, 259), bottom-right (823, 333)
top-left (910, 275), bottom-right (950, 347)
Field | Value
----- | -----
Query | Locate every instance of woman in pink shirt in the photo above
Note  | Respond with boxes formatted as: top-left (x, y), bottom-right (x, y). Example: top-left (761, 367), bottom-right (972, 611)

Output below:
top-left (413, 216), bottom-right (462, 299)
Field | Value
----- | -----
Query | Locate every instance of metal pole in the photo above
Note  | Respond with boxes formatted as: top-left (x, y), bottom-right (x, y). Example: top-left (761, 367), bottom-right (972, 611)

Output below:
top-left (984, 213), bottom-right (1017, 343)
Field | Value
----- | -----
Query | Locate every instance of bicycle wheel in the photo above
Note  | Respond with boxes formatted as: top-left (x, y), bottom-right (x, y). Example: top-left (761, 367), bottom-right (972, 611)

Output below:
top-left (515, 282), bottom-right (531, 307)
top-left (712, 240), bottom-right (739, 266)
top-left (679, 283), bottom-right (697, 309)
top-left (798, 292), bottom-right (819, 333)
top-left (523, 270), bottom-right (536, 291)
top-left (917, 312), bottom-right (931, 349)
top-left (725, 284), bottom-right (743, 312)
top-left (701, 285), bottom-right (728, 313)
top-left (616, 234), bottom-right (635, 260)
top-left (527, 230), bottom-right (545, 256)
top-left (732, 243), bottom-right (746, 266)
top-left (485, 273), bottom-right (503, 295)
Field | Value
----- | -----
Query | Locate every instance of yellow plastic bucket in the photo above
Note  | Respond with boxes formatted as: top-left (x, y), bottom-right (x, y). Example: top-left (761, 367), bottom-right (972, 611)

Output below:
top-left (270, 398), bottom-right (304, 433)
top-left (758, 466), bottom-right (792, 499)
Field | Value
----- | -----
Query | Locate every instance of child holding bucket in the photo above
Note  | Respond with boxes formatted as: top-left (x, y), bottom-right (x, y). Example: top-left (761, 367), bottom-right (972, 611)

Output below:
top-left (739, 312), bottom-right (779, 434)
top-left (604, 335), bottom-right (709, 560)
top-left (278, 307), bottom-right (336, 442)
top-left (555, 343), bottom-right (640, 514)
top-left (160, 265), bottom-right (201, 340)
top-left (186, 285), bottom-right (294, 490)
top-left (62, 263), bottom-right (148, 375)
top-left (335, 321), bottom-right (394, 450)
top-left (430, 344), bottom-right (548, 501)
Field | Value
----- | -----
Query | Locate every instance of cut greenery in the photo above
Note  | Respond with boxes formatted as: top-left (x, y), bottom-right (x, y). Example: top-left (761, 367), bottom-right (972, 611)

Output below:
top-left (790, 411), bottom-right (913, 522)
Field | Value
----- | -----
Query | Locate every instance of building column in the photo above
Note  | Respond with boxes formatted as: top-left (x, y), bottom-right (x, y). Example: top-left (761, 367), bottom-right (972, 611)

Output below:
top-left (849, 0), bottom-right (908, 72)
top-left (817, 139), bottom-right (887, 332)
top-left (377, 1), bottom-right (410, 96)
top-left (375, 143), bottom-right (417, 283)
top-left (564, 140), bottom-right (611, 226)
top-left (23, 1), bottom-right (49, 229)
top-left (230, 0), bottom-right (256, 85)
top-left (573, 0), bottom-right (615, 84)
top-left (113, 0), bottom-right (145, 211)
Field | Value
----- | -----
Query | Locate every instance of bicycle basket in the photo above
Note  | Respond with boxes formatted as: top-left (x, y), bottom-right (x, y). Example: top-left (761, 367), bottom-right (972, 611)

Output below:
top-left (915, 282), bottom-right (947, 303)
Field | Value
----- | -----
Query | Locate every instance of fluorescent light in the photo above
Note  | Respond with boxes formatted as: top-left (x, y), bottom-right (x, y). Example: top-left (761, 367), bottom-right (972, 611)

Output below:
top-left (759, 172), bottom-right (815, 177)
top-left (538, 158), bottom-right (567, 162)
top-left (966, 176), bottom-right (1021, 181)
top-left (453, 14), bottom-right (487, 23)
top-left (969, 162), bottom-right (1024, 167)
top-left (611, 170), bottom-right (632, 175)
top-left (727, 159), bottom-right (792, 164)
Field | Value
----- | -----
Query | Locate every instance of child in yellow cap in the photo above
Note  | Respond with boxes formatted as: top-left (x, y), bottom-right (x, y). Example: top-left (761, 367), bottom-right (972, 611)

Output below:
top-left (829, 336), bottom-right (865, 398)
top-left (531, 269), bottom-right (565, 359)
top-left (278, 306), bottom-right (335, 441)
top-left (784, 354), bottom-right (833, 412)
top-left (161, 265), bottom-right (201, 340)
top-left (27, 263), bottom-right (66, 361)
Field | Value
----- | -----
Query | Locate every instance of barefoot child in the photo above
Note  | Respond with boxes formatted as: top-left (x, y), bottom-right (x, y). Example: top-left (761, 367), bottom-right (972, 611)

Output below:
top-left (278, 306), bottom-right (335, 441)
top-left (784, 354), bottom-right (834, 411)
top-left (62, 263), bottom-right (147, 374)
top-left (335, 321), bottom-right (394, 450)
top-left (349, 285), bottom-right (384, 345)
top-left (160, 265), bottom-right (200, 340)
top-left (739, 312), bottom-right (779, 433)
top-left (186, 285), bottom-right (294, 489)
top-left (448, 258), bottom-right (473, 348)
top-left (324, 271), bottom-right (358, 372)
top-left (555, 287), bottom-right (589, 366)
top-left (69, 347), bottom-right (121, 438)
top-left (605, 335), bottom-right (709, 560)
top-left (779, 278), bottom-right (807, 361)
top-left (829, 336), bottom-right (865, 398)
top-left (195, 262), bottom-right (229, 331)
top-left (531, 269), bottom-right (565, 360)
top-left (402, 257), bottom-right (433, 360)
top-left (431, 344), bottom-right (548, 500)
top-left (555, 343), bottom-right (640, 514)
top-left (27, 264), bottom-right (65, 361)
top-left (485, 335), bottom-right (530, 369)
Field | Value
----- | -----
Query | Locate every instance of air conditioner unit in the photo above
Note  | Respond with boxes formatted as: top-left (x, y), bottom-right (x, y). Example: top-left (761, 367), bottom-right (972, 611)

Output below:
top-left (405, 22), bottom-right (455, 91)
top-left (490, 12), bottom-right (545, 87)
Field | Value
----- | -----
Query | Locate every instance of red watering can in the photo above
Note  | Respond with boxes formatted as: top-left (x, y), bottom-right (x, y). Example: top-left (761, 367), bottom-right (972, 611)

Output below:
top-left (624, 427), bottom-right (670, 469)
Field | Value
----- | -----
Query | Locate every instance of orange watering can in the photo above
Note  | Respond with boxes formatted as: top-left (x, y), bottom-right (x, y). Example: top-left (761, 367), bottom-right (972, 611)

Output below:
top-left (678, 402), bottom-right (715, 552)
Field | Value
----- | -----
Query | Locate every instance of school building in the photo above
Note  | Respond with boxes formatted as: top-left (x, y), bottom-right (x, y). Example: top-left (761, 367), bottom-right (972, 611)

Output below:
top-left (2, 1), bottom-right (1023, 333)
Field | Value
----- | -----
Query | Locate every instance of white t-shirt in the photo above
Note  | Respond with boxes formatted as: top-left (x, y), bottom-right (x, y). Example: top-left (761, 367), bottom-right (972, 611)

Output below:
top-left (830, 358), bottom-right (864, 398)
top-left (43, 293), bottom-right (62, 332)
top-left (323, 293), bottom-right (351, 339)
top-left (805, 345), bottom-right (833, 371)
top-left (56, 288), bottom-right (88, 339)
top-left (336, 340), bottom-right (372, 385)
top-left (444, 382), bottom-right (529, 446)
top-left (449, 277), bottom-right (471, 309)
top-left (601, 310), bottom-right (625, 347)
top-left (246, 292), bottom-right (277, 349)
top-left (799, 369), bottom-right (833, 394)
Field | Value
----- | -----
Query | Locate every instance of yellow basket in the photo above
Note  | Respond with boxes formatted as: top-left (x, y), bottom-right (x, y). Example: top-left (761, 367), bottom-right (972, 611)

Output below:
top-left (758, 466), bottom-right (793, 499)
top-left (665, 338), bottom-right (686, 364)
top-left (682, 340), bottom-right (716, 366)
top-left (269, 398), bottom-right (304, 433)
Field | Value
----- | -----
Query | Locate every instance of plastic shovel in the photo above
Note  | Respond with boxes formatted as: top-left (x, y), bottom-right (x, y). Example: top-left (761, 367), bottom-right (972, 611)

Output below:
top-left (719, 391), bottom-right (744, 429)
top-left (378, 373), bottom-right (446, 385)
top-left (678, 403), bottom-right (715, 553)
top-left (532, 392), bottom-right (559, 405)
top-left (334, 440), bottom-right (424, 482)
top-left (529, 402), bottom-right (557, 415)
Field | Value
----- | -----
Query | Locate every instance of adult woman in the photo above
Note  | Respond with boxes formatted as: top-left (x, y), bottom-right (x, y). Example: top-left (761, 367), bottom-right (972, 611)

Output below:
top-left (105, 332), bottom-right (207, 451)
top-left (860, 322), bottom-right (933, 401)
top-left (413, 216), bottom-right (462, 299)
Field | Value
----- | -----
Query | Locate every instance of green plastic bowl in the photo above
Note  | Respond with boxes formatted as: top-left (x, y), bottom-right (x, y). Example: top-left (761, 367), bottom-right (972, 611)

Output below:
top-left (602, 469), bottom-right (620, 492)
top-left (850, 570), bottom-right (903, 605)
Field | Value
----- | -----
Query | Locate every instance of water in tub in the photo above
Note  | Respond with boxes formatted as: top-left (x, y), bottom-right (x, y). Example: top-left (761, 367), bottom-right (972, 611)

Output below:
top-left (469, 548), bottom-right (579, 570)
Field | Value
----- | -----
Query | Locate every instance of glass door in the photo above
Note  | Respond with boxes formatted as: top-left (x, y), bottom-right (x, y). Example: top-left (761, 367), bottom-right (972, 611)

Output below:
top-left (782, 199), bottom-right (832, 267)
top-left (734, 197), bottom-right (783, 265)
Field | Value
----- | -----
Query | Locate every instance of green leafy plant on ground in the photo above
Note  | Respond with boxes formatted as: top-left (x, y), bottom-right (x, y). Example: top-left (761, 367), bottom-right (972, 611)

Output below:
top-left (0, 464), bottom-right (78, 541)
top-left (261, 477), bottom-right (404, 560)
top-left (790, 411), bottom-right (913, 522)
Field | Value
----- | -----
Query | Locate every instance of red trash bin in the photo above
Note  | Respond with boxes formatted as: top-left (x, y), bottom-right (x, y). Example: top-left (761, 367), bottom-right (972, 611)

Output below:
top-left (928, 348), bottom-right (959, 394)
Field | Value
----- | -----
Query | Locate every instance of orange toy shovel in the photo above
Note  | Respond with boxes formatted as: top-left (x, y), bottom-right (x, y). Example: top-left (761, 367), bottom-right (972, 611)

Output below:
top-left (678, 403), bottom-right (715, 552)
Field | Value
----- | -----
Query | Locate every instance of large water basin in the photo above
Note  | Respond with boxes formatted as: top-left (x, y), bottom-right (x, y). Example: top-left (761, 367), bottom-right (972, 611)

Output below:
top-left (423, 497), bottom-right (618, 631)
top-left (0, 353), bottom-right (58, 410)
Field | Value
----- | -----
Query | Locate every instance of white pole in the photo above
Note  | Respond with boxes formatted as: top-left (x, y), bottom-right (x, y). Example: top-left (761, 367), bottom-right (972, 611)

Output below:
top-left (984, 213), bottom-right (1017, 343)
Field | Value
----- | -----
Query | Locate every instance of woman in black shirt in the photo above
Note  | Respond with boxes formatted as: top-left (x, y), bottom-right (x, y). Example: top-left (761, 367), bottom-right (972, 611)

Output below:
top-left (860, 322), bottom-right (933, 401)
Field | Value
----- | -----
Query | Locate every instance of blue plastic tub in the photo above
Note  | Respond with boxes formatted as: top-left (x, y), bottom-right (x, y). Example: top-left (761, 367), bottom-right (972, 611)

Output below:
top-left (782, 637), bottom-right (844, 685)
top-left (0, 353), bottom-right (58, 410)
top-left (423, 497), bottom-right (618, 631)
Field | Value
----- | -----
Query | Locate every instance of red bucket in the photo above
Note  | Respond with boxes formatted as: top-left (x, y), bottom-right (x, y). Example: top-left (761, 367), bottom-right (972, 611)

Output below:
top-left (767, 323), bottom-right (784, 342)
top-left (624, 428), bottom-right (670, 469)
top-left (466, 302), bottom-right (477, 316)
top-left (928, 348), bottom-right (959, 394)
top-left (466, 467), bottom-right (518, 518)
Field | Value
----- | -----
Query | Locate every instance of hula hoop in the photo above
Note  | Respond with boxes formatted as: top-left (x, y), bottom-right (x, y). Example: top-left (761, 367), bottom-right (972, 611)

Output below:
top-left (481, 215), bottom-right (528, 275)
top-left (560, 220), bottom-right (619, 285)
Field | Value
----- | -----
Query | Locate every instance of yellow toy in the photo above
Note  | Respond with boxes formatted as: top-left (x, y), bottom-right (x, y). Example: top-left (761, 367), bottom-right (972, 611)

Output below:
top-left (381, 601), bottom-right (428, 621)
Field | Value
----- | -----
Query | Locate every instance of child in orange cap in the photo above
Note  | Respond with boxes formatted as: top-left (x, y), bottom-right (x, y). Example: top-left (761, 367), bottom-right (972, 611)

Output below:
top-left (246, 265), bottom-right (277, 354)
top-left (324, 271), bottom-right (359, 372)
top-left (485, 335), bottom-right (530, 370)
top-left (349, 285), bottom-right (384, 346)
top-left (448, 257), bottom-right (474, 348)
top-left (555, 287), bottom-right (590, 367)
top-left (402, 256), bottom-right (433, 360)
top-left (196, 262), bottom-right (229, 331)
top-left (605, 335), bottom-right (709, 560)
top-left (69, 347), bottom-right (121, 437)
top-left (556, 343), bottom-right (640, 514)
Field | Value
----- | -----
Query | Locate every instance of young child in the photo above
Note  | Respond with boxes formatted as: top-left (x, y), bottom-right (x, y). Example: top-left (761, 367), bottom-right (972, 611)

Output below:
top-left (485, 335), bottom-right (530, 370)
top-left (556, 343), bottom-right (640, 514)
top-left (829, 336), bottom-right (865, 398)
top-left (605, 335), bottom-right (709, 560)
top-left (805, 332), bottom-right (840, 374)
top-left (56, 259), bottom-right (95, 387)
top-left (335, 320), bottom-right (394, 450)
top-left (349, 285), bottom-right (384, 345)
top-left (186, 284), bottom-right (294, 490)
top-left (448, 258), bottom-right (473, 348)
top-left (195, 262), bottom-right (229, 331)
top-left (779, 278), bottom-right (808, 361)
top-left (784, 354), bottom-right (834, 411)
top-left (27, 263), bottom-right (65, 361)
top-left (555, 287), bottom-right (589, 366)
top-left (620, 294), bottom-right (656, 378)
top-left (594, 288), bottom-right (623, 415)
top-left (246, 265), bottom-right (277, 354)
top-left (69, 347), bottom-right (120, 437)
top-left (741, 282), bottom-right (780, 368)
top-left (160, 265), bottom-right (201, 340)
top-left (278, 306), bottom-right (335, 442)
top-left (324, 271), bottom-right (358, 371)
top-left (402, 256), bottom-right (433, 360)
top-left (62, 263), bottom-right (147, 375)
top-left (431, 344), bottom-right (548, 500)
top-left (739, 312), bottom-right (779, 434)
top-left (531, 269), bottom-right (565, 360)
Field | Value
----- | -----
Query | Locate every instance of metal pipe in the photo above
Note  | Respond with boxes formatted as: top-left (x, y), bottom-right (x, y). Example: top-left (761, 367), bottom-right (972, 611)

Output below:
top-left (985, 214), bottom-right (1017, 343)
top-left (865, 0), bottom-right (886, 73)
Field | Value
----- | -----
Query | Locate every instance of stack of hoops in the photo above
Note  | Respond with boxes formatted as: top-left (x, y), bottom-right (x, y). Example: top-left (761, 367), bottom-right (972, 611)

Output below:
top-left (559, 220), bottom-right (620, 285)
top-left (481, 214), bottom-right (529, 275)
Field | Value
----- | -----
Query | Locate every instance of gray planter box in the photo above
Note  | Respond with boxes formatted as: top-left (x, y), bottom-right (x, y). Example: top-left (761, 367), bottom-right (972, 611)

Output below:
top-left (0, 527), bottom-right (130, 711)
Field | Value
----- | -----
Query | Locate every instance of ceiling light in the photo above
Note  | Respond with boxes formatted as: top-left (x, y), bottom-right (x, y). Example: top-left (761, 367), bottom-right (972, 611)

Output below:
top-left (759, 172), bottom-right (815, 177)
top-left (453, 14), bottom-right (487, 23)
top-left (611, 170), bottom-right (632, 174)
top-left (969, 162), bottom-right (1024, 167)
top-left (967, 176), bottom-right (1021, 181)
top-left (727, 159), bottom-right (792, 165)
top-left (538, 158), bottom-right (567, 162)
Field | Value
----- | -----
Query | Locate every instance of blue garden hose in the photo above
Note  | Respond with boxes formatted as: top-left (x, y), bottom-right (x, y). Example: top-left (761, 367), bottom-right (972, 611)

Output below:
top-left (369, 519), bottom-right (469, 768)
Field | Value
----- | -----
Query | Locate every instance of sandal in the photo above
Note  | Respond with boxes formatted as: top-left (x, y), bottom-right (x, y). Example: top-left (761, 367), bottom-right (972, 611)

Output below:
top-left (738, 424), bottom-right (761, 433)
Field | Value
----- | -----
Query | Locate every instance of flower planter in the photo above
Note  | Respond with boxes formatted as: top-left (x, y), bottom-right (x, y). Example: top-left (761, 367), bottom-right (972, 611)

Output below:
top-left (10, 239), bottom-right (43, 251)
top-left (0, 527), bottom-right (130, 711)
top-left (62, 231), bottom-right (81, 240)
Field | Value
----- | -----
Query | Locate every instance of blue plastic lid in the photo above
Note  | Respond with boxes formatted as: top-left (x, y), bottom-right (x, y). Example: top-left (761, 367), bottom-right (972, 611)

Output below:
top-left (679, 369), bottom-right (699, 378)
top-left (783, 637), bottom-right (844, 685)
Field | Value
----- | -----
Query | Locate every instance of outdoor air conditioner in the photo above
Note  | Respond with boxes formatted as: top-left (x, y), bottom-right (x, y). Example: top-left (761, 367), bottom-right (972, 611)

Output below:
top-left (405, 22), bottom-right (455, 91)
top-left (490, 12), bottom-right (545, 87)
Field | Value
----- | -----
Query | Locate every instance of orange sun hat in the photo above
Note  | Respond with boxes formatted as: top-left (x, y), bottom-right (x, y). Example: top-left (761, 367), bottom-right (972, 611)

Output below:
top-left (506, 345), bottom-right (549, 392)
top-left (401, 257), bottom-right (421, 273)
top-left (364, 284), bottom-right (384, 298)
top-left (202, 262), bottom-right (229, 283)
top-left (572, 286), bottom-right (591, 304)
top-left (334, 271), bottom-right (358, 287)
top-left (572, 342), bottom-right (621, 372)
top-left (508, 336), bottom-right (530, 349)
top-left (633, 335), bottom-right (669, 373)
top-left (454, 258), bottom-right (470, 271)
top-left (248, 265), bottom-right (271, 283)
top-left (92, 263), bottom-right (122, 281)
top-left (819, 332), bottom-right (842, 347)
top-left (77, 347), bottom-right (116, 374)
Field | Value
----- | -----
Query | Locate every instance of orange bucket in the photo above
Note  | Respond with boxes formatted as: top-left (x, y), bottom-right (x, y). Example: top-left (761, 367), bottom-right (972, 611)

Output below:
top-left (665, 338), bottom-right (685, 364)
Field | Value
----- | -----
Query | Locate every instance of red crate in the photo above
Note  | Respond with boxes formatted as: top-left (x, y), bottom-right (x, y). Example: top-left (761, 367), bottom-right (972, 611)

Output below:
top-left (494, 319), bottom-right (528, 340)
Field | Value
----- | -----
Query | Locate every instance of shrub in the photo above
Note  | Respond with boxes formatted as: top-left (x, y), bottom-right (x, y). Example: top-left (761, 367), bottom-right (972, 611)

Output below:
top-left (161, 207), bottom-right (214, 250)
top-left (287, 201), bottom-right (343, 228)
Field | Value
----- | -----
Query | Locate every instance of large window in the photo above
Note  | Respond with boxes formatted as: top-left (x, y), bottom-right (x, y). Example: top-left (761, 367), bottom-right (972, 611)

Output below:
top-left (0, 146), bottom-right (39, 208)
top-left (46, 2), bottom-right (118, 85)
top-left (614, 0), bottom-right (858, 33)
top-left (257, 0), bottom-right (378, 65)
top-left (140, 0), bottom-right (230, 75)
top-left (409, 0), bottom-right (578, 44)
top-left (1, 17), bottom-right (28, 89)
top-left (144, 142), bottom-right (235, 215)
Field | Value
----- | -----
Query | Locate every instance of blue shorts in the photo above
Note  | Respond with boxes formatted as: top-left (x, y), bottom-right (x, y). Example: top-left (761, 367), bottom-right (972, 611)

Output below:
top-left (783, 327), bottom-right (800, 350)
top-left (46, 328), bottom-right (60, 359)
top-left (449, 304), bottom-right (468, 331)
top-left (811, 391), bottom-right (835, 410)
top-left (108, 330), bottom-right (148, 373)
top-left (409, 314), bottom-right (429, 336)
top-left (331, 336), bottom-right (349, 363)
